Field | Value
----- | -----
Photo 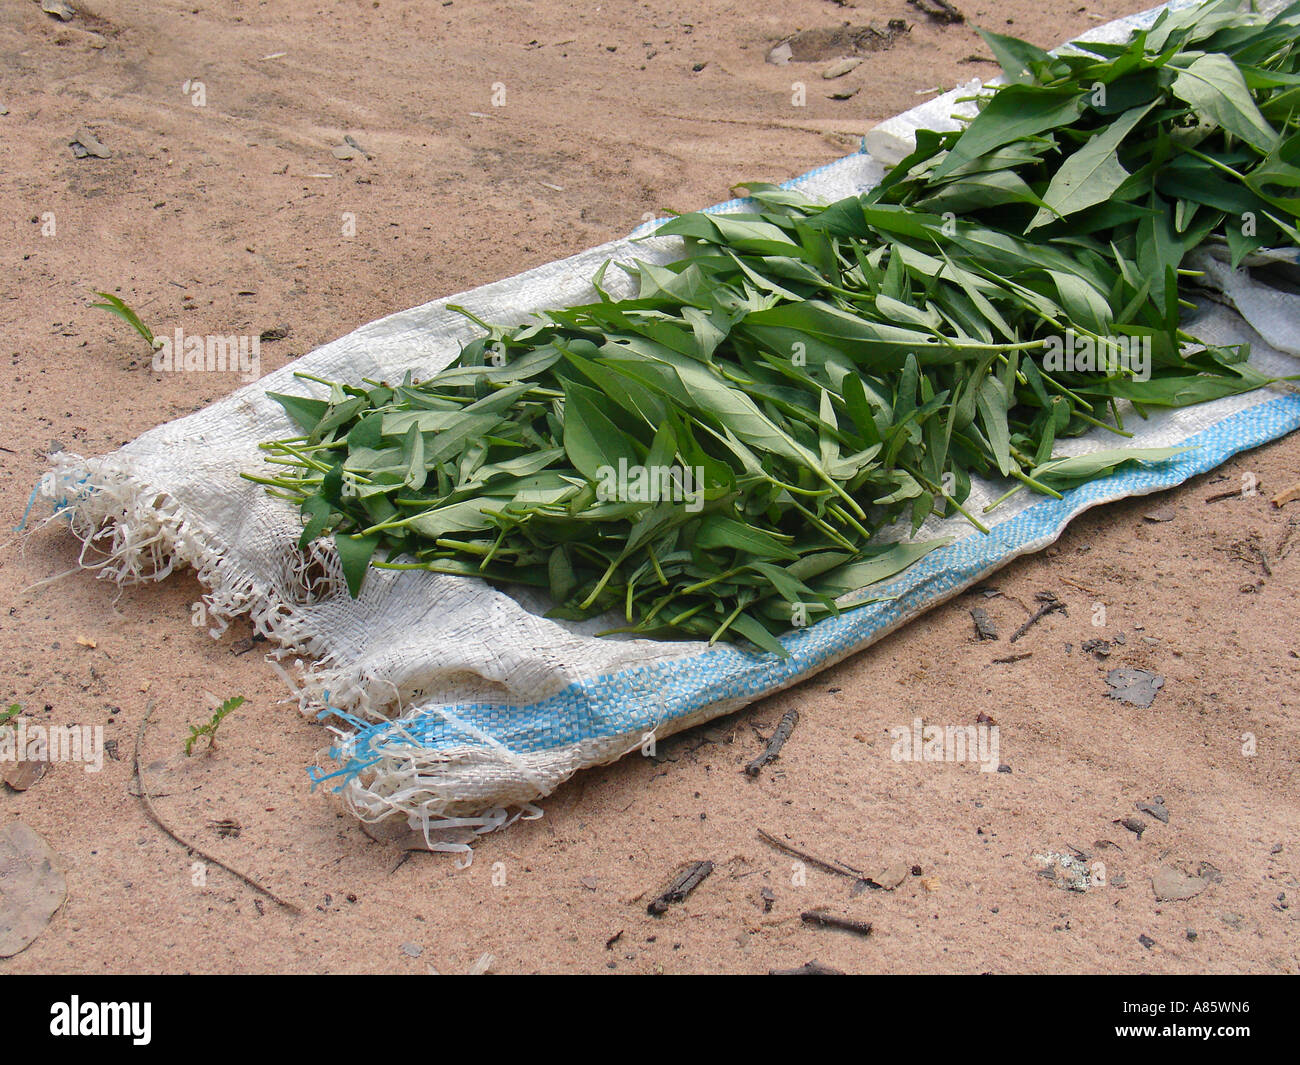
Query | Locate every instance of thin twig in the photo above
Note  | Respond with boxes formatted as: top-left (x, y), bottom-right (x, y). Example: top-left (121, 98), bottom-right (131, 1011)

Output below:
top-left (133, 701), bottom-right (301, 914)
top-left (757, 828), bottom-right (865, 882)
top-left (647, 860), bottom-right (714, 914)
top-left (1058, 575), bottom-right (1100, 597)
top-left (801, 910), bottom-right (874, 937)
top-left (745, 709), bottom-right (800, 776)
top-left (970, 607), bottom-right (998, 641)
top-left (770, 959), bottom-right (846, 975)
top-left (1009, 593), bottom-right (1065, 643)
top-left (1205, 487), bottom-right (1247, 504)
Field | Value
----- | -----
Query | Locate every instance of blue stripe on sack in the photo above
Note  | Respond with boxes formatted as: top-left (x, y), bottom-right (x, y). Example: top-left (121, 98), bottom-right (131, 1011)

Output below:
top-left (329, 392), bottom-right (1300, 776)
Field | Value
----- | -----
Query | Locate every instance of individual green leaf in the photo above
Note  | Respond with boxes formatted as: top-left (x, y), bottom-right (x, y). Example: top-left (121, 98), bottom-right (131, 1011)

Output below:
top-left (1027, 104), bottom-right (1152, 231)
top-left (976, 27), bottom-right (1056, 83)
top-left (335, 531), bottom-right (380, 597)
top-left (268, 392), bottom-right (330, 434)
top-left (1170, 52), bottom-right (1278, 152)
top-left (932, 87), bottom-right (1084, 180)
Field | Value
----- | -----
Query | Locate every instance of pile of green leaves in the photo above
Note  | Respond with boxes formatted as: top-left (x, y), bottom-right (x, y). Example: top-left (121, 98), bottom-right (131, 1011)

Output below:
top-left (249, 0), bottom-right (1300, 653)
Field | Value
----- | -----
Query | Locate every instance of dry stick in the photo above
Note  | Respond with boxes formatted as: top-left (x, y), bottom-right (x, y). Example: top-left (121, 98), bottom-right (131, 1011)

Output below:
top-left (745, 709), bottom-right (800, 776)
top-left (908, 0), bottom-right (965, 24)
top-left (993, 651), bottom-right (1033, 664)
top-left (1009, 595), bottom-right (1065, 643)
top-left (1205, 487), bottom-right (1247, 504)
top-left (757, 828), bottom-right (865, 882)
top-left (970, 607), bottom-right (998, 641)
top-left (1271, 480), bottom-right (1300, 507)
top-left (1059, 575), bottom-right (1100, 597)
top-left (801, 910), bottom-right (874, 937)
top-left (647, 860), bottom-right (714, 915)
top-left (770, 959), bottom-right (846, 975)
top-left (133, 701), bottom-right (302, 915)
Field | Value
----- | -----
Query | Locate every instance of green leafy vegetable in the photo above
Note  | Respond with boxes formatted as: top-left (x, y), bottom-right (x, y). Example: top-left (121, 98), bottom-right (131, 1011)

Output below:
top-left (248, 0), bottom-right (1300, 653)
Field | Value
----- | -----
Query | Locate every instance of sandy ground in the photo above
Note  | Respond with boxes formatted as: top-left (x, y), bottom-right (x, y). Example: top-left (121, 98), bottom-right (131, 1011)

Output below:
top-left (1, 0), bottom-right (1297, 975)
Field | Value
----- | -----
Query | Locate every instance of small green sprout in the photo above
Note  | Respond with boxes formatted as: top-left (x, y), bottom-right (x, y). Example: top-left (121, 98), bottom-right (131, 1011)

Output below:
top-left (184, 695), bottom-right (245, 756)
top-left (90, 291), bottom-right (160, 351)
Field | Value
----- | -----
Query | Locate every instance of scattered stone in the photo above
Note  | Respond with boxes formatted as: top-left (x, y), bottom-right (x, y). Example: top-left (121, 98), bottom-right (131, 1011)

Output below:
top-left (41, 0), bottom-right (76, 21)
top-left (579, 876), bottom-right (597, 891)
top-left (1081, 638), bottom-right (1111, 658)
top-left (822, 56), bottom-right (863, 79)
top-left (1117, 817), bottom-right (1147, 840)
top-left (1186, 929), bottom-right (1198, 941)
top-left (400, 941), bottom-right (423, 958)
top-left (828, 86), bottom-right (860, 100)
top-left (0, 823), bottom-right (67, 958)
top-left (259, 325), bottom-right (291, 342)
top-left (1270, 843), bottom-right (1283, 855)
top-left (1105, 668), bottom-right (1165, 707)
top-left (69, 128), bottom-right (111, 159)
top-left (1136, 797), bottom-right (1169, 823)
top-left (1219, 911), bottom-right (1245, 931)
top-left (343, 134), bottom-right (372, 159)
top-left (1143, 507), bottom-right (1176, 522)
top-left (1034, 852), bottom-right (1093, 892)
top-left (3, 752), bottom-right (48, 792)
top-left (1197, 861), bottom-right (1223, 884)
top-left (1153, 865), bottom-right (1208, 902)
top-left (1138, 933), bottom-right (1156, 949)
top-left (1113, 633), bottom-right (1126, 645)
top-left (331, 144), bottom-right (358, 160)
top-left (759, 886), bottom-right (775, 913)
top-left (766, 41), bottom-right (793, 65)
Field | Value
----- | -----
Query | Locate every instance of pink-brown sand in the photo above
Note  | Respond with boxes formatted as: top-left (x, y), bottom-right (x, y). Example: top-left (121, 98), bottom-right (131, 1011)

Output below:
top-left (1, 0), bottom-right (1297, 973)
